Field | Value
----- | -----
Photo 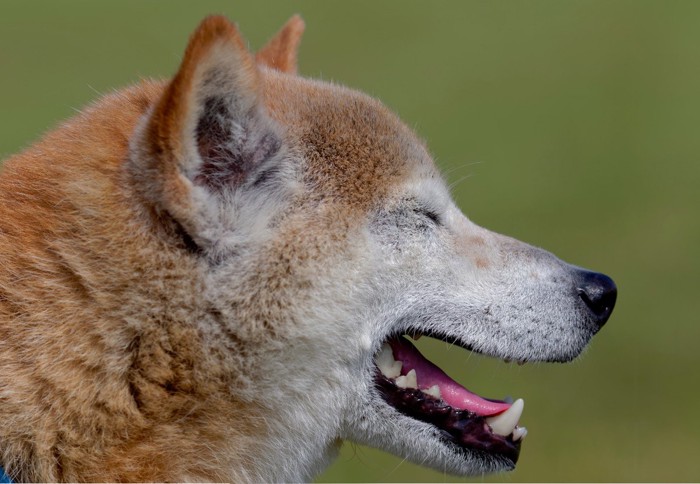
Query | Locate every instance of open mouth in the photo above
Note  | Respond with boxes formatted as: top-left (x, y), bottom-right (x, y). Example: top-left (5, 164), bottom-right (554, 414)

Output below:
top-left (374, 336), bottom-right (527, 465)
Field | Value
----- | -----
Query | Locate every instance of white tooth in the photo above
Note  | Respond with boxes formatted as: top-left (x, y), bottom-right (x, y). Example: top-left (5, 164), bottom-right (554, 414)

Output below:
top-left (376, 344), bottom-right (402, 378)
top-left (485, 398), bottom-right (524, 436)
top-left (388, 360), bottom-right (402, 378)
top-left (375, 344), bottom-right (393, 376)
top-left (512, 426), bottom-right (528, 441)
top-left (423, 385), bottom-right (442, 399)
top-left (405, 369), bottom-right (417, 388)
top-left (376, 343), bottom-right (393, 365)
top-left (394, 375), bottom-right (408, 388)
top-left (395, 369), bottom-right (418, 389)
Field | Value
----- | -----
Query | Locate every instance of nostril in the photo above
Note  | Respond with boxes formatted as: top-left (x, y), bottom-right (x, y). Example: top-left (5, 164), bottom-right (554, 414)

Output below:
top-left (576, 271), bottom-right (617, 327)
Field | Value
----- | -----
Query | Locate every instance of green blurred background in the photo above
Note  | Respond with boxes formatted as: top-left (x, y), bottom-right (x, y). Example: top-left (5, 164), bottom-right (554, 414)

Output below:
top-left (1, 1), bottom-right (698, 481)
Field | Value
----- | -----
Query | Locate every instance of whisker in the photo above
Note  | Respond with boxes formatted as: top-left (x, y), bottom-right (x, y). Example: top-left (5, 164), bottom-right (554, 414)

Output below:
top-left (448, 173), bottom-right (475, 191)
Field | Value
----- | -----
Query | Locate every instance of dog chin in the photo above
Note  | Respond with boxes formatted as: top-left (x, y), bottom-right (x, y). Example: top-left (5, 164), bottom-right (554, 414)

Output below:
top-left (345, 392), bottom-right (517, 476)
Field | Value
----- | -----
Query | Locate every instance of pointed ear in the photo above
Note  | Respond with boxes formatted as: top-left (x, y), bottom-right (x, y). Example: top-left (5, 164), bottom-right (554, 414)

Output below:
top-left (131, 15), bottom-right (284, 249)
top-left (256, 15), bottom-right (305, 74)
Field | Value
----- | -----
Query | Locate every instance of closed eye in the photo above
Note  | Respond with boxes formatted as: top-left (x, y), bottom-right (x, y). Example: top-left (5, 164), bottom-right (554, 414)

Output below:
top-left (414, 207), bottom-right (441, 226)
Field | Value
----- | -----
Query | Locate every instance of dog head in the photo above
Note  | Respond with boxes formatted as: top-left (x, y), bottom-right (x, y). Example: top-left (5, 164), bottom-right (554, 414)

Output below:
top-left (125, 15), bottom-right (617, 480)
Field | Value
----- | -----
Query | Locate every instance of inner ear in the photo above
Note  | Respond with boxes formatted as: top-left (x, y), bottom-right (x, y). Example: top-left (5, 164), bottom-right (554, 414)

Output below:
top-left (194, 95), bottom-right (282, 193)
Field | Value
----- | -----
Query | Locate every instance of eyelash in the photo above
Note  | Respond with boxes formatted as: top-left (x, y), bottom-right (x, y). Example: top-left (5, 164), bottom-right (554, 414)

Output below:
top-left (414, 207), bottom-right (441, 225)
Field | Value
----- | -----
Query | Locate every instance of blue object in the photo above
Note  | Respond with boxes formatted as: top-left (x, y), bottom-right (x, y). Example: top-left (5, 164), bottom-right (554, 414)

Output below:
top-left (0, 466), bottom-right (12, 483)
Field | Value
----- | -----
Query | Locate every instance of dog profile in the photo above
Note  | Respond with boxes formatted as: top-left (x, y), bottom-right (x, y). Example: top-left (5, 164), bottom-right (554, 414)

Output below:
top-left (0, 15), bottom-right (616, 482)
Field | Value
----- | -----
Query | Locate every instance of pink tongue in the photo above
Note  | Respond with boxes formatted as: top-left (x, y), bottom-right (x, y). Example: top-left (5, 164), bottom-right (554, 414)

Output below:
top-left (389, 337), bottom-right (510, 417)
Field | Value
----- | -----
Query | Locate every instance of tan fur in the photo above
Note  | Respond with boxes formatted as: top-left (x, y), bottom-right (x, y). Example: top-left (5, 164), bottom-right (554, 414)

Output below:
top-left (0, 79), bottom-right (267, 480)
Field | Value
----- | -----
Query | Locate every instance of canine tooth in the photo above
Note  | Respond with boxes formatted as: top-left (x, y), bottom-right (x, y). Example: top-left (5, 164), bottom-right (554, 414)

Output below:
top-left (375, 344), bottom-right (393, 376)
top-left (376, 344), bottom-right (393, 367)
top-left (512, 426), bottom-right (528, 441)
top-left (376, 344), bottom-right (402, 378)
top-left (395, 369), bottom-right (418, 389)
top-left (485, 398), bottom-right (524, 436)
top-left (388, 361), bottom-right (402, 378)
top-left (423, 385), bottom-right (441, 399)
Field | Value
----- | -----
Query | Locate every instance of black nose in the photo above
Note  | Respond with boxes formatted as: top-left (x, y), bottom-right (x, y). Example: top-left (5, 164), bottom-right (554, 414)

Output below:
top-left (576, 270), bottom-right (617, 327)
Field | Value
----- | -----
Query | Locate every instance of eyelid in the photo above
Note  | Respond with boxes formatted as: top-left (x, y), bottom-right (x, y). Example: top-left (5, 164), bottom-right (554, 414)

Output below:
top-left (414, 206), bottom-right (441, 225)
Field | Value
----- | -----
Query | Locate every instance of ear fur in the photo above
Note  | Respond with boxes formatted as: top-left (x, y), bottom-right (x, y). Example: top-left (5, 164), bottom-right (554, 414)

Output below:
top-left (256, 15), bottom-right (305, 74)
top-left (131, 16), bottom-right (284, 251)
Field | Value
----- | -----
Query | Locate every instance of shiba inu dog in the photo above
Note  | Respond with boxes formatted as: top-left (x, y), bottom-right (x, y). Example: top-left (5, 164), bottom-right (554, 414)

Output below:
top-left (0, 15), bottom-right (617, 482)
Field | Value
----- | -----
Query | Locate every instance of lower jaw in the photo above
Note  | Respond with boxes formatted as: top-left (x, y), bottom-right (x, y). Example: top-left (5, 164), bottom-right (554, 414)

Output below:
top-left (374, 372), bottom-right (521, 465)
